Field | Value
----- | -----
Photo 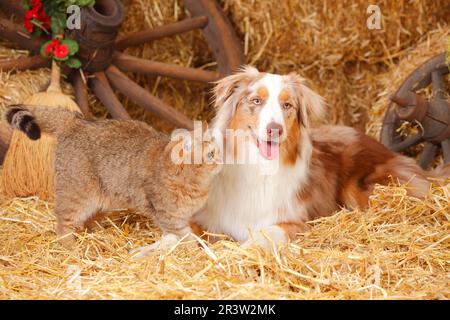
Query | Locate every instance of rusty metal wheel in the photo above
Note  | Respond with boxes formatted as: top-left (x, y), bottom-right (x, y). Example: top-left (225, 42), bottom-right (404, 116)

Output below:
top-left (0, 0), bottom-right (244, 131)
top-left (380, 52), bottom-right (450, 170)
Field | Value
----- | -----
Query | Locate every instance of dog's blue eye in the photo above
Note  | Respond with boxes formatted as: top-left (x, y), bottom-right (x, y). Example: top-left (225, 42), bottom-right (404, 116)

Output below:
top-left (252, 98), bottom-right (261, 105)
top-left (283, 102), bottom-right (292, 109)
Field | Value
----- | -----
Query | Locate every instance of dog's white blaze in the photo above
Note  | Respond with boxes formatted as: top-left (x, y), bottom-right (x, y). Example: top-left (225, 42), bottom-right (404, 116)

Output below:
top-left (251, 74), bottom-right (286, 141)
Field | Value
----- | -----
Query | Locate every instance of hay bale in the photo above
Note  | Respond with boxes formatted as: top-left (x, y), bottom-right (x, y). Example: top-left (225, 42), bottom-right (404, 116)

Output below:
top-left (119, 0), bottom-right (449, 131)
top-left (0, 182), bottom-right (448, 299)
top-left (1, 1), bottom-right (449, 132)
top-left (220, 0), bottom-right (449, 129)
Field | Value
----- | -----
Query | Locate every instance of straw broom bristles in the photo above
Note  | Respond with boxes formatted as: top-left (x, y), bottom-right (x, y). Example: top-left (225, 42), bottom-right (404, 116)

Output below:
top-left (0, 61), bottom-right (81, 200)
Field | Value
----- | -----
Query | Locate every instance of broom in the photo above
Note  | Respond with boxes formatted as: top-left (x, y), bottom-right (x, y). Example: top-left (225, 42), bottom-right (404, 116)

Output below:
top-left (1, 60), bottom-right (81, 200)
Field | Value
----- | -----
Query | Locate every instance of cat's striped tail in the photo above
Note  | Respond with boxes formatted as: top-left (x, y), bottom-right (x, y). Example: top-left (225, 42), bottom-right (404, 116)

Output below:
top-left (4, 104), bottom-right (80, 140)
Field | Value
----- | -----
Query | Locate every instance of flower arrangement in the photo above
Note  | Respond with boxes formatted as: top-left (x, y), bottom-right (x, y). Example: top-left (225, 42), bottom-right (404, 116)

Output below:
top-left (22, 0), bottom-right (96, 69)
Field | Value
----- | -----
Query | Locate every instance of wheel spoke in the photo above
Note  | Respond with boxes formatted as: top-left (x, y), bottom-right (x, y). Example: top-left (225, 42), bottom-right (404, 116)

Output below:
top-left (105, 65), bottom-right (194, 129)
top-left (431, 70), bottom-right (445, 100)
top-left (0, 55), bottom-right (50, 72)
top-left (418, 142), bottom-right (438, 169)
top-left (90, 71), bottom-right (131, 120)
top-left (184, 0), bottom-right (245, 74)
top-left (0, 18), bottom-right (45, 52)
top-left (389, 133), bottom-right (423, 152)
top-left (115, 16), bottom-right (208, 50)
top-left (113, 52), bottom-right (220, 83)
top-left (72, 70), bottom-right (91, 117)
top-left (441, 139), bottom-right (450, 164)
top-left (0, 2), bottom-right (25, 19)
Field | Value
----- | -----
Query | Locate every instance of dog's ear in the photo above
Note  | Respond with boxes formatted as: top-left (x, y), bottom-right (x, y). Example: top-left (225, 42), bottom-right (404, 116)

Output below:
top-left (213, 66), bottom-right (259, 109)
top-left (286, 72), bottom-right (325, 127)
top-left (211, 66), bottom-right (259, 131)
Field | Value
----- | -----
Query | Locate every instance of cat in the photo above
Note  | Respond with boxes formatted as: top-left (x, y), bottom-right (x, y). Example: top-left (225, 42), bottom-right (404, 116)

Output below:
top-left (4, 105), bottom-right (222, 249)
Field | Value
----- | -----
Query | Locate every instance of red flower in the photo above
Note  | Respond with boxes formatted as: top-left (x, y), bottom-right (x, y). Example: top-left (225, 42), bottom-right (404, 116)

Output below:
top-left (53, 44), bottom-right (69, 59)
top-left (24, 18), bottom-right (33, 33)
top-left (24, 9), bottom-right (37, 33)
top-left (37, 11), bottom-right (50, 30)
top-left (23, 0), bottom-right (50, 33)
top-left (44, 39), bottom-right (61, 56)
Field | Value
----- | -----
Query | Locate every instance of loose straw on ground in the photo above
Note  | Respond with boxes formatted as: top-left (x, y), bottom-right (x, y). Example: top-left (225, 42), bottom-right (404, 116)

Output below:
top-left (0, 181), bottom-right (448, 300)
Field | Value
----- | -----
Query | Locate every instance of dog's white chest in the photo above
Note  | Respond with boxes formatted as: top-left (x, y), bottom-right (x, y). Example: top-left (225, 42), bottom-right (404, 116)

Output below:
top-left (196, 160), bottom-right (308, 242)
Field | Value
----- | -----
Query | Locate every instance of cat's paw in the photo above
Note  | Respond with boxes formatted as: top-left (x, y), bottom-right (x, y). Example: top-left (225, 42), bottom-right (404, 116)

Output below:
top-left (57, 233), bottom-right (78, 249)
top-left (130, 234), bottom-right (180, 259)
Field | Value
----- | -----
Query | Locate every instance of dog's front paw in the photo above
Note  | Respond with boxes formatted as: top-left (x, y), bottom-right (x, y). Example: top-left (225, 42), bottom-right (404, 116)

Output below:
top-left (241, 233), bottom-right (273, 250)
top-left (240, 226), bottom-right (287, 250)
top-left (130, 233), bottom-right (180, 259)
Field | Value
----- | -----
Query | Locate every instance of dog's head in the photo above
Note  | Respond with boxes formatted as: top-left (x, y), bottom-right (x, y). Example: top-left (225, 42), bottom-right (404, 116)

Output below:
top-left (212, 66), bottom-right (324, 164)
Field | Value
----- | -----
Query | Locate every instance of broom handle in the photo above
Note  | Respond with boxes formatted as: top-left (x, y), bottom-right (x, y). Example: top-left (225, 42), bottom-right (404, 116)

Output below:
top-left (46, 60), bottom-right (62, 93)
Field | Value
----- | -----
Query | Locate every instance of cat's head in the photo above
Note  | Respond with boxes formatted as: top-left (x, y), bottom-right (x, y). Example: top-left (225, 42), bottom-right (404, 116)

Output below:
top-left (166, 131), bottom-right (222, 179)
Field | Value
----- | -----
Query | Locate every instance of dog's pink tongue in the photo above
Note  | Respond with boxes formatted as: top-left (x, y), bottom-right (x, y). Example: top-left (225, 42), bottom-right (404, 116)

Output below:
top-left (258, 140), bottom-right (280, 160)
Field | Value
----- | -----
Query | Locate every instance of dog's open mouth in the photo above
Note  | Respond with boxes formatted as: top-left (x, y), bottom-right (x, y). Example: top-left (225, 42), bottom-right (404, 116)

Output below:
top-left (249, 127), bottom-right (280, 160)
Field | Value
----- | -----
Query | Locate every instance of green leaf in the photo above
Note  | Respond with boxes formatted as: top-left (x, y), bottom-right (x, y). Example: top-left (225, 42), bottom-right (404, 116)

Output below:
top-left (40, 41), bottom-right (53, 58)
top-left (42, 2), bottom-right (54, 15)
top-left (50, 15), bottom-right (65, 35)
top-left (65, 0), bottom-right (95, 7)
top-left (54, 54), bottom-right (70, 62)
top-left (61, 39), bottom-right (79, 55)
top-left (21, 0), bottom-right (31, 10)
top-left (32, 27), bottom-right (43, 37)
top-left (31, 20), bottom-right (50, 35)
top-left (65, 57), bottom-right (82, 69)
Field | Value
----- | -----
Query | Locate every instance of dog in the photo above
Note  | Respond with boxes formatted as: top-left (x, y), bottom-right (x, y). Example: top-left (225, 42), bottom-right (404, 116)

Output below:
top-left (191, 66), bottom-right (448, 249)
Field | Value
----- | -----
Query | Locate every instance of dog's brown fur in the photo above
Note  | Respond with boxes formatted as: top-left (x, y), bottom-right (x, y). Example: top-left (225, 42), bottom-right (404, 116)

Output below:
top-left (5, 105), bottom-right (221, 246)
top-left (193, 66), bottom-right (450, 247)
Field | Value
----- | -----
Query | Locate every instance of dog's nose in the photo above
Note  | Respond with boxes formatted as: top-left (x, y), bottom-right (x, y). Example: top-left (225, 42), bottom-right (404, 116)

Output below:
top-left (266, 122), bottom-right (283, 138)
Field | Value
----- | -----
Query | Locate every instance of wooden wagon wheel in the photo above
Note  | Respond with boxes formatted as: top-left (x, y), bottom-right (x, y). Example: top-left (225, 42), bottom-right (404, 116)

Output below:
top-left (380, 52), bottom-right (450, 170)
top-left (0, 0), bottom-right (244, 133)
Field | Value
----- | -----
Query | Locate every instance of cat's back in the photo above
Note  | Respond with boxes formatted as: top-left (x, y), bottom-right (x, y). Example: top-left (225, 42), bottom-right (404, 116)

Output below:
top-left (64, 118), bottom-right (165, 149)
top-left (57, 118), bottom-right (169, 172)
top-left (89, 119), bottom-right (164, 143)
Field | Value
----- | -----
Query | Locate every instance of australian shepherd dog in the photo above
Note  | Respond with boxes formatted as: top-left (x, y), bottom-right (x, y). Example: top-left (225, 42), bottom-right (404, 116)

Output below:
top-left (191, 66), bottom-right (448, 249)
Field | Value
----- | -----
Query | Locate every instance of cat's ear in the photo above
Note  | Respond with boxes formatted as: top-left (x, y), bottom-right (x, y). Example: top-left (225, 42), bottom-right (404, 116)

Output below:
top-left (165, 139), bottom-right (184, 165)
top-left (166, 130), bottom-right (193, 162)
